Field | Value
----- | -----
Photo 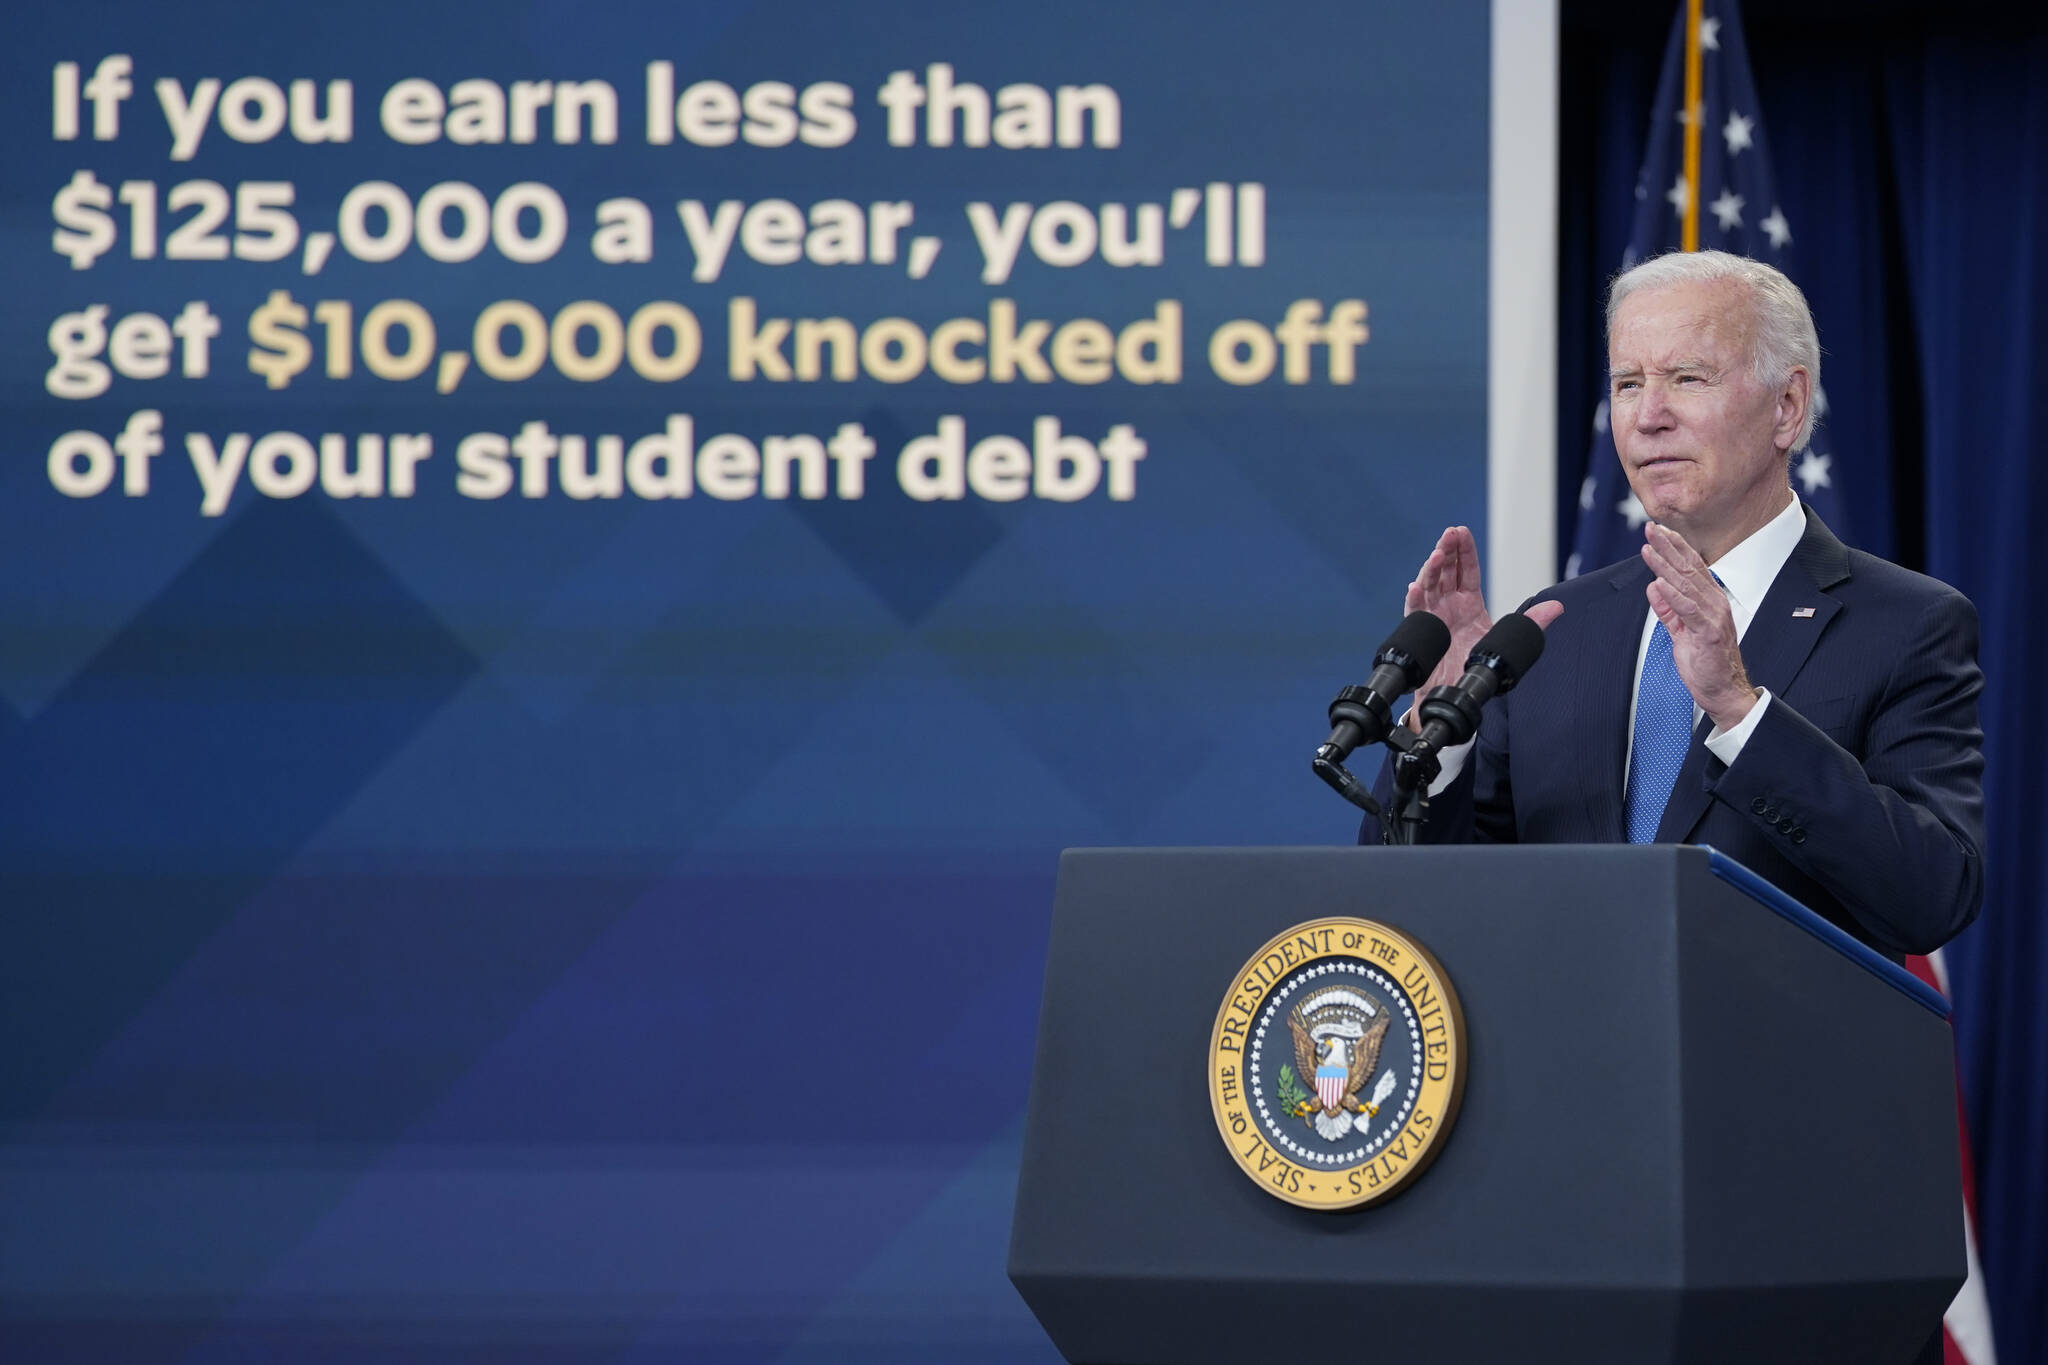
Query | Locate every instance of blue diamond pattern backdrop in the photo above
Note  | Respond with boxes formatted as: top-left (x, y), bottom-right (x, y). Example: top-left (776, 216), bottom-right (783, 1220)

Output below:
top-left (1, 2), bottom-right (1489, 1360)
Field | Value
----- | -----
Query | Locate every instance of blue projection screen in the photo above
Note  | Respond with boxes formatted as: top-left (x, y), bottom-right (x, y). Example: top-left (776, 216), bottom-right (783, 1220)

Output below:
top-left (1, 2), bottom-right (1517, 1359)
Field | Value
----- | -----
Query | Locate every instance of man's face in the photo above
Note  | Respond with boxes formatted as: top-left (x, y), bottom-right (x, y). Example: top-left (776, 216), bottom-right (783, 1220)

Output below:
top-left (1608, 278), bottom-right (1796, 539)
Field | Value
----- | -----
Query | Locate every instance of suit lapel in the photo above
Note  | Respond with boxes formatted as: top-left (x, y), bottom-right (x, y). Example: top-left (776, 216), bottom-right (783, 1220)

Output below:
top-left (1572, 565), bottom-right (1653, 842)
top-left (1655, 508), bottom-right (1851, 843)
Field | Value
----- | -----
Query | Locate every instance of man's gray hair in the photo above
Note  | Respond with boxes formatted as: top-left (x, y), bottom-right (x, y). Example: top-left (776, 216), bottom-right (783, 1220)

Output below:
top-left (1607, 249), bottom-right (1821, 451)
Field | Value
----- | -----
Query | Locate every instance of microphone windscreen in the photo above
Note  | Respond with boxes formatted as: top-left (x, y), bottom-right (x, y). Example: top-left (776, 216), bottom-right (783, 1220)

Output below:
top-left (1466, 611), bottom-right (1546, 685)
top-left (1377, 611), bottom-right (1452, 684)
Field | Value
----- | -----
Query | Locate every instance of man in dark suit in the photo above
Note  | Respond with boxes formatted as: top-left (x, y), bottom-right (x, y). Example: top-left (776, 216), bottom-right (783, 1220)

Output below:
top-left (1372, 250), bottom-right (1984, 959)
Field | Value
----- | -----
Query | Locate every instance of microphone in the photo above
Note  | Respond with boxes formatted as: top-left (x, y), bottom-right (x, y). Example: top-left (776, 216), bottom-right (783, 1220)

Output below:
top-left (1319, 611), bottom-right (1451, 763)
top-left (1413, 612), bottom-right (1548, 753)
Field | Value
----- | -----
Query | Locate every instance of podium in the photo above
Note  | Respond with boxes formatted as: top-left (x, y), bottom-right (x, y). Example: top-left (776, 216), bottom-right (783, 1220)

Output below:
top-left (1008, 846), bottom-right (1961, 1365)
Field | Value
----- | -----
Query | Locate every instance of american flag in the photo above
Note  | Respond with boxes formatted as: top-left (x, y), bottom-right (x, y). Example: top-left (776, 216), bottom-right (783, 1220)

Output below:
top-left (1565, 0), bottom-right (1846, 580)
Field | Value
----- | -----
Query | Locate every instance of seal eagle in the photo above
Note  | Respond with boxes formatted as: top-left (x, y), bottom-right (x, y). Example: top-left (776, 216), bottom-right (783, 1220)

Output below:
top-left (1287, 987), bottom-right (1396, 1141)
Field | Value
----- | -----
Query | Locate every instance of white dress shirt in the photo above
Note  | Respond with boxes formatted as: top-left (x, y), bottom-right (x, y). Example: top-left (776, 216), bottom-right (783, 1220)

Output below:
top-left (1427, 490), bottom-right (1806, 795)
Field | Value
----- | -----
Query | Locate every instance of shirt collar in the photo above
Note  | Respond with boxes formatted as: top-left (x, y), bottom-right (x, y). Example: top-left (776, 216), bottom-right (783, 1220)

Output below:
top-left (1706, 490), bottom-right (1804, 612)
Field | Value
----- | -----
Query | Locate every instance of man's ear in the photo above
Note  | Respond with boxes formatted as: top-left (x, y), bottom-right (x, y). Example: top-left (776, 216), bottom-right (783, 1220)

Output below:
top-left (1774, 366), bottom-right (1812, 453)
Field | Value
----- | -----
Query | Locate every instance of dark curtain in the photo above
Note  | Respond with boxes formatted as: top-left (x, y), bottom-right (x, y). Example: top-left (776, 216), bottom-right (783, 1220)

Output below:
top-left (1558, 6), bottom-right (2048, 1361)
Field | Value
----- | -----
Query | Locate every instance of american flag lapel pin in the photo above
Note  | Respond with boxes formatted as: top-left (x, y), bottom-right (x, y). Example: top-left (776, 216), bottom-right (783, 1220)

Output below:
top-left (1792, 607), bottom-right (1816, 618)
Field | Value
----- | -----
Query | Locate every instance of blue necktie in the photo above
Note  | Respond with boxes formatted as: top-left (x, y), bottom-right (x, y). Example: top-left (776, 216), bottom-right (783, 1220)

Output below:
top-left (1624, 618), bottom-right (1698, 844)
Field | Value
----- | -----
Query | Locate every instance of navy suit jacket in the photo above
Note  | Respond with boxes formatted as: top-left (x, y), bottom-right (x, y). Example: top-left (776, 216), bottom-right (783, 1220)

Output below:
top-left (1367, 509), bottom-right (1985, 956)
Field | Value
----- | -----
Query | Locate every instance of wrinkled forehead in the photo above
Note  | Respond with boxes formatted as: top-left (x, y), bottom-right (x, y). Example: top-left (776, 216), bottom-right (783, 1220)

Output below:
top-left (1608, 280), bottom-right (1756, 369)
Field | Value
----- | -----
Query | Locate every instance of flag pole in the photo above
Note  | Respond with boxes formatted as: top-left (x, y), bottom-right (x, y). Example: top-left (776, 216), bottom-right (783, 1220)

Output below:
top-left (1681, 0), bottom-right (1704, 250)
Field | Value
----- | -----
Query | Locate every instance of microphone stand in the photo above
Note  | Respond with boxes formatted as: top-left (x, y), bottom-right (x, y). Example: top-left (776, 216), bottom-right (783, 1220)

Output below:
top-left (1310, 722), bottom-right (1442, 846)
top-left (1383, 725), bottom-right (1441, 846)
top-left (1312, 745), bottom-right (1384, 822)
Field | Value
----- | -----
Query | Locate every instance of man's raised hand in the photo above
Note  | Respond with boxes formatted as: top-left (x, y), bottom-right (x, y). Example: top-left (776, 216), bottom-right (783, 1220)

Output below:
top-left (1404, 526), bottom-right (1564, 708)
top-left (1641, 522), bottom-right (1758, 730)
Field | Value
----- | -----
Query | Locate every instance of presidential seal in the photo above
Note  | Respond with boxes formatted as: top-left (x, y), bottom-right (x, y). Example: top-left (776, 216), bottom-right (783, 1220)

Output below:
top-left (1207, 917), bottom-right (1465, 1210)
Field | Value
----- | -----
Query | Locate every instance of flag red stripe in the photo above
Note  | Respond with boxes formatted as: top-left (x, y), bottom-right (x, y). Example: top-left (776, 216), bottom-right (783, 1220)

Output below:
top-left (1909, 951), bottom-right (1996, 1365)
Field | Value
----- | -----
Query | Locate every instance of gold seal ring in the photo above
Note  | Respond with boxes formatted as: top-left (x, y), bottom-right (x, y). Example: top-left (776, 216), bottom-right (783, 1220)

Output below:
top-left (1207, 916), bottom-right (1465, 1210)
